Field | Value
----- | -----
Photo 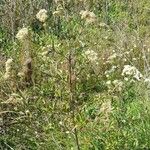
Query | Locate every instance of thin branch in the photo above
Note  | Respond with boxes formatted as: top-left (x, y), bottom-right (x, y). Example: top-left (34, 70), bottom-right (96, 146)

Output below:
top-left (68, 49), bottom-right (80, 150)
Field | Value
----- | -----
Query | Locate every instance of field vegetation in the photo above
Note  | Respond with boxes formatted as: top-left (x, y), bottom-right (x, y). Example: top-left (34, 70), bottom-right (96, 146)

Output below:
top-left (0, 0), bottom-right (150, 149)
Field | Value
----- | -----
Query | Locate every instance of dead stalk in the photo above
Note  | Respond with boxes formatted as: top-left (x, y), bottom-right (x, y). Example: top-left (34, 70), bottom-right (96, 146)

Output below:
top-left (68, 49), bottom-right (80, 150)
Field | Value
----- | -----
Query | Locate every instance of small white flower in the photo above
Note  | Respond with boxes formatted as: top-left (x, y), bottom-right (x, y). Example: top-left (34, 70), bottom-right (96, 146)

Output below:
top-left (59, 121), bottom-right (63, 125)
top-left (80, 10), bottom-right (96, 24)
top-left (36, 9), bottom-right (48, 22)
top-left (18, 72), bottom-right (25, 77)
top-left (66, 131), bottom-right (70, 134)
top-left (124, 77), bottom-right (129, 81)
top-left (112, 80), bottom-right (123, 91)
top-left (144, 78), bottom-right (150, 83)
top-left (84, 50), bottom-right (98, 62)
top-left (122, 65), bottom-right (143, 81)
top-left (108, 53), bottom-right (117, 60)
top-left (106, 80), bottom-right (111, 85)
top-left (105, 74), bottom-right (109, 78)
top-left (41, 51), bottom-right (49, 56)
top-left (132, 58), bottom-right (137, 61)
top-left (99, 22), bottom-right (107, 27)
top-left (16, 28), bottom-right (28, 42)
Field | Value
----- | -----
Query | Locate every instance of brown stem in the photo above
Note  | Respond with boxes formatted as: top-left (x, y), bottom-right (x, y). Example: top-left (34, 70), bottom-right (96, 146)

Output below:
top-left (68, 49), bottom-right (80, 150)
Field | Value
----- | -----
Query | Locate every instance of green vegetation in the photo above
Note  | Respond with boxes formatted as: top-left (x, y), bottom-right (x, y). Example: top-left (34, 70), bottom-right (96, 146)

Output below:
top-left (0, 0), bottom-right (150, 149)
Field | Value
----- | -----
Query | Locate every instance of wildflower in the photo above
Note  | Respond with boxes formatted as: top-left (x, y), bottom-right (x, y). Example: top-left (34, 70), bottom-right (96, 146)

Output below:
top-left (66, 131), bottom-right (70, 134)
top-left (107, 66), bottom-right (117, 74)
top-left (106, 80), bottom-right (111, 85)
top-left (112, 80), bottom-right (123, 91)
top-left (59, 121), bottom-right (63, 126)
top-left (16, 28), bottom-right (28, 42)
top-left (122, 65), bottom-right (143, 81)
top-left (132, 58), bottom-right (137, 61)
top-left (108, 53), bottom-right (117, 60)
top-left (124, 51), bottom-right (130, 55)
top-left (41, 51), bottom-right (49, 56)
top-left (124, 77), bottom-right (129, 81)
top-left (99, 22), bottom-right (107, 27)
top-left (84, 50), bottom-right (98, 62)
top-left (18, 72), bottom-right (25, 78)
top-left (36, 9), bottom-right (48, 23)
top-left (144, 78), bottom-right (150, 83)
top-left (80, 10), bottom-right (96, 24)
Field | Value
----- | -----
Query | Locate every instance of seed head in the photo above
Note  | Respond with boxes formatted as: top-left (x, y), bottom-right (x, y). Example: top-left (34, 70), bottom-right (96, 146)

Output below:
top-left (36, 9), bottom-right (48, 23)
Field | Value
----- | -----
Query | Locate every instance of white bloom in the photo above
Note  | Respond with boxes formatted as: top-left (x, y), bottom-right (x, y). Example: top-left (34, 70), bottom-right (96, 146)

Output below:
top-left (80, 10), bottom-right (96, 23)
top-left (84, 50), bottom-right (98, 62)
top-left (106, 80), bottom-right (111, 85)
top-left (41, 51), bottom-right (49, 56)
top-left (112, 80), bottom-right (123, 91)
top-left (106, 74), bottom-right (109, 78)
top-left (132, 58), bottom-right (137, 61)
top-left (18, 72), bottom-right (25, 77)
top-left (112, 80), bottom-right (122, 85)
top-left (124, 77), bottom-right (129, 81)
top-left (144, 78), bottom-right (150, 84)
top-left (99, 22), bottom-right (107, 27)
top-left (66, 131), bottom-right (70, 134)
top-left (108, 53), bottom-right (117, 60)
top-left (16, 28), bottom-right (28, 42)
top-left (122, 65), bottom-right (143, 81)
top-left (36, 9), bottom-right (48, 22)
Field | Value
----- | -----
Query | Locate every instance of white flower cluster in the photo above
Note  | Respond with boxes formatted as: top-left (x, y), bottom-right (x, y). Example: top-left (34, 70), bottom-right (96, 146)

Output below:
top-left (105, 66), bottom-right (117, 78)
top-left (16, 28), bottom-right (28, 42)
top-left (106, 52), bottom-right (122, 64)
top-left (106, 79), bottom-right (123, 91)
top-left (80, 10), bottom-right (96, 24)
top-left (122, 65), bottom-right (143, 81)
top-left (4, 58), bottom-right (13, 80)
top-left (36, 9), bottom-right (48, 23)
top-left (84, 50), bottom-right (98, 63)
top-left (144, 78), bottom-right (150, 83)
top-left (112, 80), bottom-right (123, 91)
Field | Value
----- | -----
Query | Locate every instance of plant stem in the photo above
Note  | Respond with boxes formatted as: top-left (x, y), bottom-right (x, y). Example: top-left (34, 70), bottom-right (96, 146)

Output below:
top-left (68, 49), bottom-right (80, 150)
